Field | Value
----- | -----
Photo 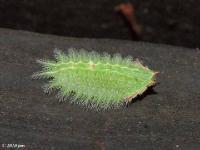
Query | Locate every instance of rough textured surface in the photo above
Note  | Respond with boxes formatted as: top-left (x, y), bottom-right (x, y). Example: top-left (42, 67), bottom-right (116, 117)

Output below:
top-left (0, 28), bottom-right (200, 150)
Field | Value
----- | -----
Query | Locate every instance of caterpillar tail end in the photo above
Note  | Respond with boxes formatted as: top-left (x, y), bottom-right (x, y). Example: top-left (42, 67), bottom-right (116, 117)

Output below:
top-left (124, 71), bottom-right (159, 107)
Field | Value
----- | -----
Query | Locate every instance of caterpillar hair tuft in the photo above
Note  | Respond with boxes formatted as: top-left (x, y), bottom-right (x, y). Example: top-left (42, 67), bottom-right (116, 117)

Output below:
top-left (32, 48), bottom-right (158, 110)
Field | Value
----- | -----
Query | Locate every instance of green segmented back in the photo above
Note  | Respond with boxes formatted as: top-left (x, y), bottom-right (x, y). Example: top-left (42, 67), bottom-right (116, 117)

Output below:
top-left (33, 48), bottom-right (157, 109)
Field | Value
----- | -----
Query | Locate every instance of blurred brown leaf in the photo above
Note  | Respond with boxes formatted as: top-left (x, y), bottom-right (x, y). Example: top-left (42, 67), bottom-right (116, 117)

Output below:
top-left (115, 2), bottom-right (141, 38)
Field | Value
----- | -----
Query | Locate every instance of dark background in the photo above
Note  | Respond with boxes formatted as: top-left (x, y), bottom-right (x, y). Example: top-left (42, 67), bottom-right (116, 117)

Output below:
top-left (0, 0), bottom-right (199, 48)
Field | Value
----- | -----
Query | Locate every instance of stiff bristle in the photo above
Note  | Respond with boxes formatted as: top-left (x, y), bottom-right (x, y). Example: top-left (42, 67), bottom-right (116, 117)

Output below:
top-left (33, 48), bottom-right (157, 109)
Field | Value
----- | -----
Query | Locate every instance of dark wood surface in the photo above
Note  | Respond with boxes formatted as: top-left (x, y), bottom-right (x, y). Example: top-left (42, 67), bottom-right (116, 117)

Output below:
top-left (0, 28), bottom-right (200, 150)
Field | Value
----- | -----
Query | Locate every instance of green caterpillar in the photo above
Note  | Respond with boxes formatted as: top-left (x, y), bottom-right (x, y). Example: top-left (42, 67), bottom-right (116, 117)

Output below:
top-left (32, 48), bottom-right (158, 109)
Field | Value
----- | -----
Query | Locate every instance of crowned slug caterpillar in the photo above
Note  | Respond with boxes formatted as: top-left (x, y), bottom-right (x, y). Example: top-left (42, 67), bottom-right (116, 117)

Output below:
top-left (32, 48), bottom-right (158, 109)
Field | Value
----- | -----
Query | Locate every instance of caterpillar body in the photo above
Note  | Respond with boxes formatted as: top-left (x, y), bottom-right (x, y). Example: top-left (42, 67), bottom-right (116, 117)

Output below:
top-left (32, 48), bottom-right (157, 109)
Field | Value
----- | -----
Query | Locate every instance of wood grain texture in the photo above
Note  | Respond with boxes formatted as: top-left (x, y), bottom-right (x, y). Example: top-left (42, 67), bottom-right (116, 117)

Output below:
top-left (0, 28), bottom-right (200, 150)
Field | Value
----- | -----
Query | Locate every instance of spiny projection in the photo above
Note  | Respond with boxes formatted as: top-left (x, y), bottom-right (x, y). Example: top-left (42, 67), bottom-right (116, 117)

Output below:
top-left (32, 48), bottom-right (158, 109)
